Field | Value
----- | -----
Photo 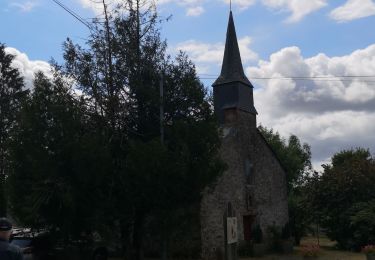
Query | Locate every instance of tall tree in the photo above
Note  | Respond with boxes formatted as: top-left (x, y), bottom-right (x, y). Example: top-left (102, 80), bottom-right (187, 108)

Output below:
top-left (59, 1), bottom-right (224, 258)
top-left (8, 72), bottom-right (111, 238)
top-left (61, 2), bottom-right (165, 256)
top-left (0, 43), bottom-right (27, 217)
top-left (309, 148), bottom-right (375, 250)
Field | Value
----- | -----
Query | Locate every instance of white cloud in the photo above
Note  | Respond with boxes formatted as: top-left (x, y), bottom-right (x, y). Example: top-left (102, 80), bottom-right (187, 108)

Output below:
top-left (176, 39), bottom-right (375, 169)
top-left (261, 0), bottom-right (327, 22)
top-left (78, 0), bottom-right (152, 15)
top-left (78, 0), bottom-right (207, 16)
top-left (176, 41), bottom-right (222, 64)
top-left (248, 45), bottom-right (375, 112)
top-left (330, 0), bottom-right (375, 22)
top-left (267, 110), bottom-right (375, 171)
top-left (186, 6), bottom-right (205, 16)
top-left (78, 0), bottom-right (101, 12)
top-left (78, 0), bottom-right (125, 15)
top-left (78, 0), bottom-right (328, 20)
top-left (11, 1), bottom-right (38, 12)
top-left (167, 0), bottom-right (206, 16)
top-left (268, 110), bottom-right (375, 171)
top-left (222, 0), bottom-right (256, 10)
top-left (5, 47), bottom-right (51, 89)
top-left (175, 36), bottom-right (257, 74)
top-left (245, 44), bottom-right (375, 169)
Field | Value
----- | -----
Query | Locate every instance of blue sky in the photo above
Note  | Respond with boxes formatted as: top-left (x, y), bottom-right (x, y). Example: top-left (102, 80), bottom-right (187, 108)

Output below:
top-left (2, 1), bottom-right (375, 63)
top-left (1, 0), bottom-right (375, 169)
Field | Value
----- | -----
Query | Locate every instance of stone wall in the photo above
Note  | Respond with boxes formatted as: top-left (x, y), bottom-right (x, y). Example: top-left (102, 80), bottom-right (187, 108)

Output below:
top-left (200, 109), bottom-right (289, 259)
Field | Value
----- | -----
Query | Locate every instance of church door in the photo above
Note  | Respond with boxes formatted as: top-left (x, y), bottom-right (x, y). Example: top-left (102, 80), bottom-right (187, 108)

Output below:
top-left (243, 215), bottom-right (254, 241)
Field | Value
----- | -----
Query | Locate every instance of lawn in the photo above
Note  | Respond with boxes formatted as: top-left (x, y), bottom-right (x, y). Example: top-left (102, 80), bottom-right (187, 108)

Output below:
top-left (242, 236), bottom-right (365, 260)
top-left (109, 236), bottom-right (367, 260)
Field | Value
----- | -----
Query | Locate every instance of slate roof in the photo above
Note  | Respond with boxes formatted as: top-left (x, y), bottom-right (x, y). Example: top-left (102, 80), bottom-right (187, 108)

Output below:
top-left (213, 11), bottom-right (253, 87)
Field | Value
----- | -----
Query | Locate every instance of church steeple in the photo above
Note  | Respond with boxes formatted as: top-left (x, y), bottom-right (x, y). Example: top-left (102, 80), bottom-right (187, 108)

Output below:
top-left (213, 11), bottom-right (251, 87)
top-left (213, 11), bottom-right (257, 125)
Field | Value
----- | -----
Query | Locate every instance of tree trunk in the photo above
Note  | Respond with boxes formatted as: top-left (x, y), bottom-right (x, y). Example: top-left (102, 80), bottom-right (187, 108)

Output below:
top-left (294, 235), bottom-right (301, 246)
top-left (120, 221), bottom-right (131, 259)
top-left (161, 237), bottom-right (167, 260)
top-left (133, 212), bottom-right (145, 260)
top-left (160, 225), bottom-right (169, 260)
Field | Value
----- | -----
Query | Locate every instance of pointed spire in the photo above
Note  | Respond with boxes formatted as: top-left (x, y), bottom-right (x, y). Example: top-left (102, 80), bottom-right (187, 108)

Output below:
top-left (213, 11), bottom-right (252, 87)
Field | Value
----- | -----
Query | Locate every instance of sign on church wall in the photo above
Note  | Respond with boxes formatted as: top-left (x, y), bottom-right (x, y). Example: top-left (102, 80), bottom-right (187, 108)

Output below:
top-left (227, 217), bottom-right (238, 244)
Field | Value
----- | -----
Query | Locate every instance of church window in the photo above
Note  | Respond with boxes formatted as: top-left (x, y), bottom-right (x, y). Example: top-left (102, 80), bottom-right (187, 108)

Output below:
top-left (245, 159), bottom-right (253, 184)
top-left (246, 193), bottom-right (253, 210)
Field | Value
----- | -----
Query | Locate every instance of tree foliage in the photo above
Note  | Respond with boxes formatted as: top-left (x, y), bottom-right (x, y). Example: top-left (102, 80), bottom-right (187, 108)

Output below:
top-left (8, 72), bottom-right (112, 238)
top-left (258, 126), bottom-right (312, 191)
top-left (8, 1), bottom-right (223, 258)
top-left (258, 126), bottom-right (312, 245)
top-left (310, 148), bottom-right (375, 250)
top-left (350, 199), bottom-right (375, 247)
top-left (0, 43), bottom-right (27, 217)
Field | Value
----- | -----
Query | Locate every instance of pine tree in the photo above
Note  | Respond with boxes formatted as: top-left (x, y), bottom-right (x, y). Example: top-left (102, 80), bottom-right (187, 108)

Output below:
top-left (60, 1), bottom-right (224, 258)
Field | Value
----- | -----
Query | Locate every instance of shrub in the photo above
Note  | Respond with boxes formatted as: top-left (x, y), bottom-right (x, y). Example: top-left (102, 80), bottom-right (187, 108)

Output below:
top-left (267, 224), bottom-right (281, 252)
top-left (362, 245), bottom-right (375, 255)
top-left (252, 225), bottom-right (263, 244)
top-left (238, 241), bottom-right (252, 257)
top-left (282, 222), bottom-right (292, 240)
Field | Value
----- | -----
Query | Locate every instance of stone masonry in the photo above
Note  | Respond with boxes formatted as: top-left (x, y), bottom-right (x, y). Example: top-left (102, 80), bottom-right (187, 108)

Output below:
top-left (200, 11), bottom-right (289, 260)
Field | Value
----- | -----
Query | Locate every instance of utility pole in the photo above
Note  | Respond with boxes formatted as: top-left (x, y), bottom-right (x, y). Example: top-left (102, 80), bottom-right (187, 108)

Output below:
top-left (160, 72), bottom-right (164, 144)
top-left (160, 72), bottom-right (167, 260)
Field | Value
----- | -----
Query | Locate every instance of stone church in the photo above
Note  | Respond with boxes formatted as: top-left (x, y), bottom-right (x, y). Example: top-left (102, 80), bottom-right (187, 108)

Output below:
top-left (200, 11), bottom-right (289, 259)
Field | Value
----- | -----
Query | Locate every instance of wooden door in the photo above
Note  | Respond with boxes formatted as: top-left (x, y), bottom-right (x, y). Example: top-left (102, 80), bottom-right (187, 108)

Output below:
top-left (243, 215), bottom-right (254, 241)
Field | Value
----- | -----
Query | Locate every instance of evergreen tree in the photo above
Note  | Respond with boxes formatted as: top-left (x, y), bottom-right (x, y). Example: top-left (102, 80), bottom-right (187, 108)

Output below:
top-left (15, 1), bottom-right (223, 258)
top-left (0, 43), bottom-right (27, 217)
top-left (8, 72), bottom-right (111, 238)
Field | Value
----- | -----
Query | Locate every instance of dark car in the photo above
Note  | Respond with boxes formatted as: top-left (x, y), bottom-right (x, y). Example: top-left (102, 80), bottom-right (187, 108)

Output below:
top-left (10, 228), bottom-right (108, 260)
top-left (10, 237), bottom-right (33, 260)
top-left (10, 229), bottom-right (43, 260)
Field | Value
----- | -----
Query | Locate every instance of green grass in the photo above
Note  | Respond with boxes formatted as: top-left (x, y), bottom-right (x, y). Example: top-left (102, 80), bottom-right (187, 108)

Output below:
top-left (109, 236), bottom-right (367, 260)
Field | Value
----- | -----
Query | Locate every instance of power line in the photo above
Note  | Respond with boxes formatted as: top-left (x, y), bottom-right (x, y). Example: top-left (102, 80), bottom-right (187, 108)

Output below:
top-left (198, 74), bottom-right (375, 79)
top-left (51, 0), bottom-right (94, 30)
top-left (198, 77), bottom-right (375, 82)
top-left (198, 78), bottom-right (375, 83)
top-left (198, 74), bottom-right (375, 83)
top-left (48, 1), bottom-right (375, 86)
